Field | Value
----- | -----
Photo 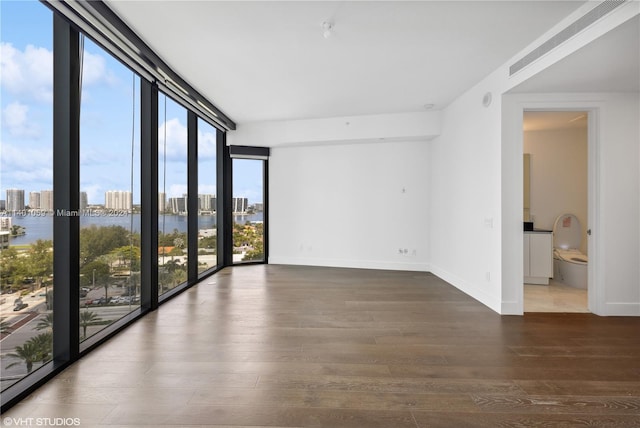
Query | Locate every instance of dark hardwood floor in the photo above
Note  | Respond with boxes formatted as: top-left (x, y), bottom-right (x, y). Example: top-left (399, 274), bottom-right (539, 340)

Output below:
top-left (3, 265), bottom-right (640, 427)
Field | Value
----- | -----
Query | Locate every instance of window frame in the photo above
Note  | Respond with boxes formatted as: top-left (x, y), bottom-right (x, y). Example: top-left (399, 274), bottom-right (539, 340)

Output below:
top-left (1, 2), bottom-right (269, 412)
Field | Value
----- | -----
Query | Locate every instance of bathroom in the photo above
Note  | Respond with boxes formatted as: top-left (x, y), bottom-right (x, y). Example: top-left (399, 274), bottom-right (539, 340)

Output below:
top-left (523, 110), bottom-right (589, 312)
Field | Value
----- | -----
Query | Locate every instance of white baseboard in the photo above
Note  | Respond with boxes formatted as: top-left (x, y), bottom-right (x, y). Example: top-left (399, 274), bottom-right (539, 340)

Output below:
top-left (269, 256), bottom-right (430, 272)
top-left (500, 300), bottom-right (524, 315)
top-left (598, 302), bottom-right (640, 316)
top-left (428, 264), bottom-right (501, 314)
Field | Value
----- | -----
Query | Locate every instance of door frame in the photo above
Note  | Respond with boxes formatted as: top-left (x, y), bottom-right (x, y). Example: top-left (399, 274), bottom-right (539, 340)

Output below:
top-left (502, 94), bottom-right (602, 315)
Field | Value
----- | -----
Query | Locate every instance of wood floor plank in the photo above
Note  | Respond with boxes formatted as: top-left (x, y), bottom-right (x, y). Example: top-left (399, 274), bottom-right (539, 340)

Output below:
top-left (388, 362), bottom-right (640, 381)
top-left (2, 265), bottom-right (639, 427)
top-left (515, 380), bottom-right (640, 396)
top-left (101, 405), bottom-right (418, 427)
top-left (412, 411), bottom-right (640, 428)
top-left (255, 373), bottom-right (525, 395)
top-left (188, 388), bottom-right (479, 412)
top-left (470, 394), bottom-right (640, 414)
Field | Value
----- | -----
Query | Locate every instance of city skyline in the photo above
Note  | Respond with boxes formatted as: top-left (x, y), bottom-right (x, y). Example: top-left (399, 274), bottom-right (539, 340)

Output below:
top-left (1, 1), bottom-right (263, 211)
top-left (1, 187), bottom-right (254, 215)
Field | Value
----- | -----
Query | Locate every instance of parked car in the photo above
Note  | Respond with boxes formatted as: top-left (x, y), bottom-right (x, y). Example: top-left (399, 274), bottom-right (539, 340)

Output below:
top-left (13, 302), bottom-right (28, 311)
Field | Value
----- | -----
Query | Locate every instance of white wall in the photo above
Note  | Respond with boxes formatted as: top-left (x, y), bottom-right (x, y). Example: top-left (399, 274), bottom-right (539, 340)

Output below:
top-left (503, 93), bottom-right (640, 316)
top-left (432, 2), bottom-right (639, 315)
top-left (232, 1), bottom-right (639, 316)
top-left (524, 127), bottom-right (588, 254)
top-left (428, 83), bottom-right (503, 313)
top-left (269, 140), bottom-right (430, 271)
top-left (598, 93), bottom-right (640, 315)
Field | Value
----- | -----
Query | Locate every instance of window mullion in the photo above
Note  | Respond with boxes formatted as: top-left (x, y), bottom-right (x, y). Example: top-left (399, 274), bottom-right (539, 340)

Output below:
top-left (52, 13), bottom-right (81, 362)
top-left (187, 111), bottom-right (199, 282)
top-left (141, 79), bottom-right (159, 310)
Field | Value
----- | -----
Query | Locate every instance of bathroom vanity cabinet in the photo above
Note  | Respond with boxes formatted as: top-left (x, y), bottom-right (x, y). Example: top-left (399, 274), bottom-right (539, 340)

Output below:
top-left (524, 231), bottom-right (553, 285)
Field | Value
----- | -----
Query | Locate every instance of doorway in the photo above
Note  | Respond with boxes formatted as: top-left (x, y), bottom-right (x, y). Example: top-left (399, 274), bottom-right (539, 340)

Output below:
top-left (522, 110), bottom-right (589, 312)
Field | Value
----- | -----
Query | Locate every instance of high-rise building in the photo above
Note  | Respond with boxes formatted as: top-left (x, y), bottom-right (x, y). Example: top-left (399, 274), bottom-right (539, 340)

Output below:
top-left (198, 194), bottom-right (215, 211)
top-left (159, 192), bottom-right (166, 213)
top-left (40, 190), bottom-right (54, 211)
top-left (169, 196), bottom-right (187, 214)
top-left (105, 190), bottom-right (132, 210)
top-left (0, 217), bottom-right (12, 231)
top-left (29, 192), bottom-right (41, 209)
top-left (232, 197), bottom-right (248, 214)
top-left (80, 192), bottom-right (88, 210)
top-left (6, 189), bottom-right (25, 212)
top-left (0, 200), bottom-right (5, 211)
top-left (0, 231), bottom-right (9, 249)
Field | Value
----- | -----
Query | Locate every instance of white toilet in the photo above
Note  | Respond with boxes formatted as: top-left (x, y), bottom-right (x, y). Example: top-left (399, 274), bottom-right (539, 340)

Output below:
top-left (553, 213), bottom-right (588, 289)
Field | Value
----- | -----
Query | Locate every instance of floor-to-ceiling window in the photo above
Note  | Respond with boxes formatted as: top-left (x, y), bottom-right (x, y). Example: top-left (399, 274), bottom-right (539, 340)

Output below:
top-left (78, 37), bottom-right (141, 342)
top-left (0, 0), bottom-right (54, 391)
top-left (232, 159), bottom-right (266, 263)
top-left (0, 0), bottom-right (253, 412)
top-left (158, 94), bottom-right (188, 294)
top-left (197, 119), bottom-right (218, 273)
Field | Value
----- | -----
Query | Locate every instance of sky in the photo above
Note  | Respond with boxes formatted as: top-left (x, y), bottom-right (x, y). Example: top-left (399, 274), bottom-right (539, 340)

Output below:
top-left (1, 0), bottom-right (263, 206)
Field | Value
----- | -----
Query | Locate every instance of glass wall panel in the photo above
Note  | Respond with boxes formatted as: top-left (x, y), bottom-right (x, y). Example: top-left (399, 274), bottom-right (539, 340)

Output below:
top-left (0, 1), bottom-right (54, 389)
top-left (232, 159), bottom-right (265, 263)
top-left (158, 94), bottom-right (188, 293)
top-left (79, 38), bottom-right (141, 342)
top-left (197, 119), bottom-right (217, 273)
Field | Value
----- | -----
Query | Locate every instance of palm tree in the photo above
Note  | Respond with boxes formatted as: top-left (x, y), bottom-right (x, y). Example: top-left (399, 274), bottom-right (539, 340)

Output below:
top-left (35, 313), bottom-right (54, 331)
top-left (0, 317), bottom-right (12, 335)
top-left (30, 332), bottom-right (53, 363)
top-left (6, 342), bottom-right (41, 373)
top-left (80, 310), bottom-right (102, 339)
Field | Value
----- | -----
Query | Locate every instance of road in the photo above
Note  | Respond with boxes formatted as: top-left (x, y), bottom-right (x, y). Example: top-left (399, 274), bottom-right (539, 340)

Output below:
top-left (1, 287), bottom-right (140, 389)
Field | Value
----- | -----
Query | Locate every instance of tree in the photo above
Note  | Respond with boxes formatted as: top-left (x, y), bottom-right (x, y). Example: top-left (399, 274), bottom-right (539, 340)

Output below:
top-left (80, 260), bottom-right (110, 287)
top-left (10, 225), bottom-right (25, 236)
top-left (110, 245), bottom-right (141, 271)
top-left (6, 342), bottom-right (41, 373)
top-left (243, 242), bottom-right (264, 261)
top-left (46, 289), bottom-right (53, 310)
top-left (198, 235), bottom-right (216, 251)
top-left (80, 225), bottom-right (130, 266)
top-left (80, 310), bottom-right (102, 339)
top-left (163, 259), bottom-right (182, 273)
top-left (26, 240), bottom-right (53, 289)
top-left (167, 246), bottom-right (184, 257)
top-left (80, 260), bottom-right (111, 301)
top-left (29, 332), bottom-right (52, 363)
top-left (35, 313), bottom-right (54, 331)
top-left (0, 318), bottom-right (12, 335)
top-left (158, 229), bottom-right (186, 247)
top-left (5, 332), bottom-right (52, 374)
top-left (1, 247), bottom-right (27, 290)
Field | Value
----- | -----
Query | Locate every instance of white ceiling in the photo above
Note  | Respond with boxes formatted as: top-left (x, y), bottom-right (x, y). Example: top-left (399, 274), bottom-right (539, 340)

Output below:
top-left (106, 0), bottom-right (584, 124)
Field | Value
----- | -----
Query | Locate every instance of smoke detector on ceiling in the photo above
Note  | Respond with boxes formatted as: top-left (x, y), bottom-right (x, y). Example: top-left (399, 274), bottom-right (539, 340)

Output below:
top-left (321, 21), bottom-right (334, 39)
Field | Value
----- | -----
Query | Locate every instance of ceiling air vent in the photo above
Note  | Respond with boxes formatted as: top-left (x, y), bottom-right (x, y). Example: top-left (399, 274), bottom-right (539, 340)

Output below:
top-left (509, 0), bottom-right (627, 76)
